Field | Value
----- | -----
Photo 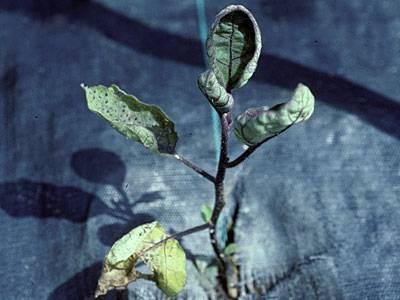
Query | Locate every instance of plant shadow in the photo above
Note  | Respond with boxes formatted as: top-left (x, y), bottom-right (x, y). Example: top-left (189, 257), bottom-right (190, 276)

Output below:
top-left (0, 147), bottom-right (165, 299)
top-left (0, 179), bottom-right (107, 222)
top-left (47, 261), bottom-right (123, 300)
top-left (70, 148), bottom-right (161, 246)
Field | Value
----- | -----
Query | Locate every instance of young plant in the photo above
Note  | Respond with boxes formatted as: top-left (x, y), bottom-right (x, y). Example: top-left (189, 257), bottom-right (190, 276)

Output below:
top-left (81, 5), bottom-right (314, 299)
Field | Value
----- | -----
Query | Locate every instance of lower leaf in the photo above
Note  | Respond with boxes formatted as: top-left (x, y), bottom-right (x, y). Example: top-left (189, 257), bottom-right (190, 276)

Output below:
top-left (95, 221), bottom-right (186, 298)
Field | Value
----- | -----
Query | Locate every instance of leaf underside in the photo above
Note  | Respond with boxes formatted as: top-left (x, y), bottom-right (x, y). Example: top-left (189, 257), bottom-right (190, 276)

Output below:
top-left (234, 83), bottom-right (315, 146)
top-left (198, 70), bottom-right (233, 113)
top-left (207, 5), bottom-right (261, 91)
top-left (95, 221), bottom-right (186, 298)
top-left (82, 84), bottom-right (178, 154)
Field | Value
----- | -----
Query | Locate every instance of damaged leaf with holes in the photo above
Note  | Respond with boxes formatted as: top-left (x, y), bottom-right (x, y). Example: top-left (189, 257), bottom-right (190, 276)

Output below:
top-left (95, 221), bottom-right (187, 298)
top-left (81, 84), bottom-right (178, 154)
top-left (235, 84), bottom-right (315, 146)
top-left (206, 5), bottom-right (262, 91)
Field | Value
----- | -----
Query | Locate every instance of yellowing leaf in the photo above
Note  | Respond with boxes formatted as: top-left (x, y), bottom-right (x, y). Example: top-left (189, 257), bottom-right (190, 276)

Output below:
top-left (95, 222), bottom-right (186, 298)
top-left (141, 224), bottom-right (187, 296)
top-left (82, 84), bottom-right (178, 154)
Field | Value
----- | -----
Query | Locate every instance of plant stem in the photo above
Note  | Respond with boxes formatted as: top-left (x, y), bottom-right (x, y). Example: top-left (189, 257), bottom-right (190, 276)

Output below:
top-left (209, 112), bottom-right (230, 274)
top-left (226, 145), bottom-right (258, 168)
top-left (174, 153), bottom-right (216, 183)
top-left (227, 122), bottom-right (296, 168)
top-left (141, 223), bottom-right (209, 255)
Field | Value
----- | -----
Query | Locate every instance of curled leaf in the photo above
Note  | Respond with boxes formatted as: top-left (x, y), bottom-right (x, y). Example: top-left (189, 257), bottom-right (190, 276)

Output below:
top-left (234, 83), bottom-right (315, 146)
top-left (198, 70), bottom-right (234, 113)
top-left (95, 221), bottom-right (186, 298)
top-left (206, 5), bottom-right (262, 91)
top-left (82, 84), bottom-right (178, 154)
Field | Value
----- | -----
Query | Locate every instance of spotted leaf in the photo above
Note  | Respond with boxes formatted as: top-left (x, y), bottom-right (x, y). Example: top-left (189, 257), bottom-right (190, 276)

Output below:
top-left (82, 84), bottom-right (178, 154)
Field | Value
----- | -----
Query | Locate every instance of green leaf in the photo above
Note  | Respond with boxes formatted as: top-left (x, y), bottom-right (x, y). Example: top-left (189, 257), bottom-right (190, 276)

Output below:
top-left (95, 221), bottom-right (186, 298)
top-left (234, 83), bottom-right (315, 146)
top-left (194, 256), bottom-right (218, 288)
top-left (81, 84), bottom-right (178, 154)
top-left (206, 5), bottom-right (262, 91)
top-left (198, 70), bottom-right (234, 113)
top-left (224, 243), bottom-right (238, 255)
top-left (200, 203), bottom-right (213, 223)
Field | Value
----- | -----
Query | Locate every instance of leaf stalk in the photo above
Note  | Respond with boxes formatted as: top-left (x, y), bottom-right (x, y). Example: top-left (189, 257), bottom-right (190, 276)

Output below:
top-left (173, 153), bottom-right (216, 183)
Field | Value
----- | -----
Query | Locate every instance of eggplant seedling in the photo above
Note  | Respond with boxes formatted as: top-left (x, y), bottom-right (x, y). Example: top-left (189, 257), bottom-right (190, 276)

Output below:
top-left (81, 5), bottom-right (314, 299)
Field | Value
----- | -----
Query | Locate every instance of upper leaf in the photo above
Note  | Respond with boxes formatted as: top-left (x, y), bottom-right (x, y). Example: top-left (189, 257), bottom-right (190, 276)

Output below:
top-left (82, 84), bottom-right (178, 154)
top-left (234, 84), bottom-right (315, 146)
top-left (198, 70), bottom-right (234, 113)
top-left (95, 221), bottom-right (187, 298)
top-left (206, 5), bottom-right (261, 91)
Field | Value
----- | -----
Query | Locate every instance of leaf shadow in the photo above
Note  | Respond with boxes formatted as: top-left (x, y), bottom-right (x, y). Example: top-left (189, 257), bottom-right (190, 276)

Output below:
top-left (0, 148), bottom-right (161, 225)
top-left (70, 148), bottom-right (162, 246)
top-left (71, 148), bottom-right (126, 187)
top-left (47, 261), bottom-right (123, 300)
top-left (0, 179), bottom-right (107, 222)
top-left (97, 216), bottom-right (154, 246)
